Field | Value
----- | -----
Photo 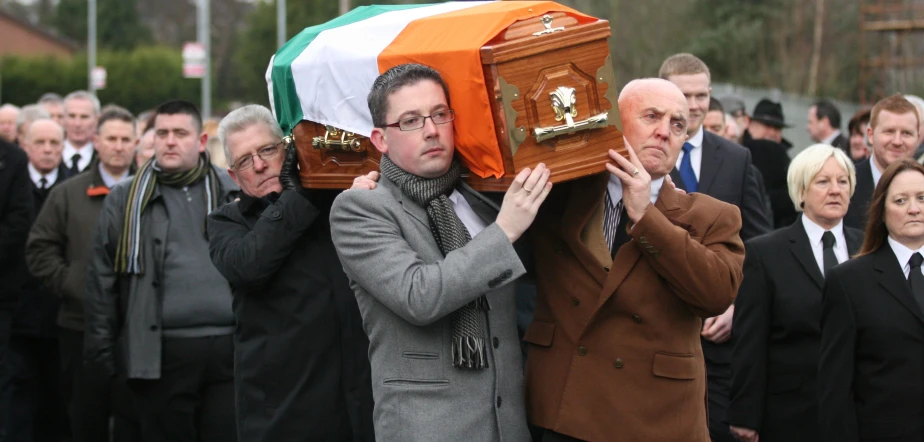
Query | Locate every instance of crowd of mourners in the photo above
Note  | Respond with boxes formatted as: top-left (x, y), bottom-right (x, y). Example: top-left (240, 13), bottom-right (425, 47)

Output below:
top-left (0, 52), bottom-right (923, 442)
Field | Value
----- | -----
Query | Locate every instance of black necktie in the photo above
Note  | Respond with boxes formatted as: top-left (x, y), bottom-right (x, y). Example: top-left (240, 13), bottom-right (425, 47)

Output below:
top-left (907, 253), bottom-right (924, 314)
top-left (39, 177), bottom-right (47, 190)
top-left (821, 231), bottom-right (838, 275)
top-left (70, 153), bottom-right (82, 174)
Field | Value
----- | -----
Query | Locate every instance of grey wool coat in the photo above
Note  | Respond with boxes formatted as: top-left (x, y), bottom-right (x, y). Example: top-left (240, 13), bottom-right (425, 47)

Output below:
top-left (330, 175), bottom-right (531, 442)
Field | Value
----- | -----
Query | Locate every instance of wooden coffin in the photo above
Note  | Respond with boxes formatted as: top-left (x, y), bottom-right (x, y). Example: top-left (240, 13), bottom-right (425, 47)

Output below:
top-left (295, 11), bottom-right (623, 191)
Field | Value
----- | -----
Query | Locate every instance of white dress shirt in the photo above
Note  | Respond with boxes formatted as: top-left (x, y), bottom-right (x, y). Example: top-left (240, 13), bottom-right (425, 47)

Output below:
top-left (801, 214), bottom-right (849, 275)
top-left (674, 126), bottom-right (704, 180)
top-left (606, 174), bottom-right (664, 207)
top-left (821, 130), bottom-right (842, 146)
top-left (448, 190), bottom-right (488, 238)
top-left (98, 163), bottom-right (128, 188)
top-left (27, 163), bottom-right (59, 188)
top-left (870, 156), bottom-right (883, 188)
top-left (63, 140), bottom-right (94, 171)
top-left (888, 236), bottom-right (924, 279)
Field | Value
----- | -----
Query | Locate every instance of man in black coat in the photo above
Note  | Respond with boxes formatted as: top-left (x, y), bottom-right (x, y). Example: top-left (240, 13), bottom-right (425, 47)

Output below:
top-left (0, 137), bottom-right (33, 438)
top-left (659, 53), bottom-right (773, 442)
top-left (207, 105), bottom-right (373, 442)
top-left (742, 99), bottom-right (798, 228)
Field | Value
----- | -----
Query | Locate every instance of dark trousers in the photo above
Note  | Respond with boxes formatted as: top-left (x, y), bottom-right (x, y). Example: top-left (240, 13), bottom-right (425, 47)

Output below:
top-left (0, 309), bottom-right (15, 438)
top-left (60, 328), bottom-right (141, 442)
top-left (6, 335), bottom-right (64, 442)
top-left (127, 334), bottom-right (236, 442)
top-left (706, 360), bottom-right (735, 442)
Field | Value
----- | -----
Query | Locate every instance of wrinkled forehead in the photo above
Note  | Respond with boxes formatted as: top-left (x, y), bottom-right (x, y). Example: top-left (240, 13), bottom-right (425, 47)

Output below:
top-left (28, 121), bottom-right (64, 141)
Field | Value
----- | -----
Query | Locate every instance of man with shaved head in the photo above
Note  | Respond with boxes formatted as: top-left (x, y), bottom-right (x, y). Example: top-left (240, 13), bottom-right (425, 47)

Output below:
top-left (523, 78), bottom-right (745, 441)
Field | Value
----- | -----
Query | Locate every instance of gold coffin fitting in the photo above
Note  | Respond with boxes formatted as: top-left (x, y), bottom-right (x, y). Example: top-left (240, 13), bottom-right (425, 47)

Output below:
top-left (312, 125), bottom-right (363, 152)
top-left (533, 86), bottom-right (608, 143)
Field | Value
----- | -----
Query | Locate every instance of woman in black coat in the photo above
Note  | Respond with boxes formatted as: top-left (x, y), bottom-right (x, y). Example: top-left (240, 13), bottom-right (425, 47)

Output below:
top-left (819, 158), bottom-right (924, 441)
top-left (728, 144), bottom-right (863, 442)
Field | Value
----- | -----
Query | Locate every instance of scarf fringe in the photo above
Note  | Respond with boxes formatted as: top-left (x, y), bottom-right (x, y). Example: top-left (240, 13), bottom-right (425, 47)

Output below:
top-left (452, 336), bottom-right (489, 369)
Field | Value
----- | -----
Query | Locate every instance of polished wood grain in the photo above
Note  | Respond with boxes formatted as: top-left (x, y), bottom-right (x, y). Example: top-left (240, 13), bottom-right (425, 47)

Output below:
top-left (294, 15), bottom-right (620, 191)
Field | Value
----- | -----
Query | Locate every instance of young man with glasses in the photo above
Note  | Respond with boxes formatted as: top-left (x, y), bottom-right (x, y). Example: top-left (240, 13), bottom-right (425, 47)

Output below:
top-left (329, 63), bottom-right (551, 441)
top-left (207, 104), bottom-right (374, 441)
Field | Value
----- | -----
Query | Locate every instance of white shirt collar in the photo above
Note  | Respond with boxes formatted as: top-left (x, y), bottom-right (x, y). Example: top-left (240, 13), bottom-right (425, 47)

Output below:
top-left (888, 236), bottom-right (924, 279)
top-left (870, 156), bottom-right (883, 188)
top-left (27, 163), bottom-right (58, 188)
top-left (447, 189), bottom-right (488, 238)
top-left (801, 213), bottom-right (849, 274)
top-left (606, 174), bottom-right (664, 207)
top-left (687, 126), bottom-right (704, 149)
top-left (821, 130), bottom-right (842, 146)
top-left (63, 141), bottom-right (94, 170)
top-left (98, 162), bottom-right (128, 188)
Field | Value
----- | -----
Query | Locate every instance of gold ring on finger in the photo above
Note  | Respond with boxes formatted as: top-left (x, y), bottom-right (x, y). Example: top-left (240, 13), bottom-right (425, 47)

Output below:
top-left (632, 168), bottom-right (640, 176)
top-left (524, 188), bottom-right (532, 195)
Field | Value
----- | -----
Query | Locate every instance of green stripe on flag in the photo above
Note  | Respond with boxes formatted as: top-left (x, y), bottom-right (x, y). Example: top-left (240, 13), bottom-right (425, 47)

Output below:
top-left (271, 3), bottom-right (435, 134)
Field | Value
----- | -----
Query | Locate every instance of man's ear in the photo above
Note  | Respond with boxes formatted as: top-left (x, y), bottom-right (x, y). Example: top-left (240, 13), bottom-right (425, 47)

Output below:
top-left (370, 128), bottom-right (388, 154)
top-left (228, 167), bottom-right (241, 188)
top-left (199, 132), bottom-right (208, 153)
top-left (93, 134), bottom-right (101, 152)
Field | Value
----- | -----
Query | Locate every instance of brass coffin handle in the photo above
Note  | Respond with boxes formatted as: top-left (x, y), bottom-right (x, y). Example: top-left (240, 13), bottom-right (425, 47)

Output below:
top-left (533, 86), bottom-right (608, 142)
top-left (312, 125), bottom-right (363, 152)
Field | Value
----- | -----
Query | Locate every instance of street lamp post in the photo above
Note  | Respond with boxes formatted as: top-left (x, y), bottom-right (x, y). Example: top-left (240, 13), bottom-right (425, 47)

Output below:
top-left (277, 0), bottom-right (286, 49)
top-left (197, 0), bottom-right (211, 118)
top-left (88, 0), bottom-right (96, 94)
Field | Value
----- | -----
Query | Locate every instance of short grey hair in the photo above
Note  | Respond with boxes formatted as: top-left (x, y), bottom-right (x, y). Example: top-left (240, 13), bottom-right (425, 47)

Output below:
top-left (217, 104), bottom-right (283, 165)
top-left (63, 90), bottom-right (101, 114)
top-left (0, 103), bottom-right (20, 113)
top-left (787, 143), bottom-right (856, 212)
top-left (25, 117), bottom-right (65, 142)
top-left (37, 93), bottom-right (63, 105)
top-left (16, 104), bottom-right (50, 133)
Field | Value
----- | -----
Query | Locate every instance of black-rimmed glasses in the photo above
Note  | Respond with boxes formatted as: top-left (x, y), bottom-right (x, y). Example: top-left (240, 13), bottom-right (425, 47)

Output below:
top-left (385, 109), bottom-right (455, 131)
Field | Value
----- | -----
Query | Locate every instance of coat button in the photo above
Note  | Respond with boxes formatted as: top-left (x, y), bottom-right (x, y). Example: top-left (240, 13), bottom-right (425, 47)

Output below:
top-left (603, 266), bottom-right (610, 272)
top-left (503, 269), bottom-right (512, 278)
top-left (496, 396), bottom-right (502, 408)
top-left (613, 358), bottom-right (624, 369)
top-left (577, 346), bottom-right (587, 356)
top-left (149, 325), bottom-right (158, 331)
top-left (571, 297), bottom-right (580, 306)
top-left (631, 314), bottom-right (641, 323)
top-left (153, 238), bottom-right (162, 245)
top-left (492, 337), bottom-right (499, 349)
top-left (271, 210), bottom-right (281, 217)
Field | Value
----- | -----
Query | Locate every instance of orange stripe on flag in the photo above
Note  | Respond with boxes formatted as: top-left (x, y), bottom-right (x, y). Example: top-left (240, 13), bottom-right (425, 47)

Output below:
top-left (378, 1), bottom-right (595, 179)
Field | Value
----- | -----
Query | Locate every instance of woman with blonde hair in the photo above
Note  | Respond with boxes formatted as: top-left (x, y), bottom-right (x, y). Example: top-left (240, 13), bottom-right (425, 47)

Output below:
top-left (728, 144), bottom-right (863, 442)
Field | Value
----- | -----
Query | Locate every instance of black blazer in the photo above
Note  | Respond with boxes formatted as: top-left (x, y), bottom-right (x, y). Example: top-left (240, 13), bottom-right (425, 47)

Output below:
top-left (819, 245), bottom-right (924, 441)
top-left (743, 137), bottom-right (796, 228)
top-left (844, 159), bottom-right (875, 231)
top-left (831, 133), bottom-right (850, 153)
top-left (728, 220), bottom-right (862, 442)
top-left (0, 141), bottom-right (33, 308)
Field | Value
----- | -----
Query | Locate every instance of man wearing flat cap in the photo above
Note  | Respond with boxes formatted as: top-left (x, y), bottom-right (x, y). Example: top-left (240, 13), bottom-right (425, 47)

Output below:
top-left (742, 99), bottom-right (796, 228)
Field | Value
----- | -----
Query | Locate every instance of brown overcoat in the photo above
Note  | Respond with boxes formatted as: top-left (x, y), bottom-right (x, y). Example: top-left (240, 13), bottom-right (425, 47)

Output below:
top-left (524, 173), bottom-right (745, 442)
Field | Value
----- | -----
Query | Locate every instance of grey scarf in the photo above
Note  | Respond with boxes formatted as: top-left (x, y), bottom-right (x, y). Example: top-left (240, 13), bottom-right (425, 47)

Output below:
top-left (379, 155), bottom-right (490, 370)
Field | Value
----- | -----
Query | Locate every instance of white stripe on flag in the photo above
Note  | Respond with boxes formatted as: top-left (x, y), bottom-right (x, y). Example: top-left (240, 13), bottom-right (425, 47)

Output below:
top-left (289, 2), bottom-right (493, 136)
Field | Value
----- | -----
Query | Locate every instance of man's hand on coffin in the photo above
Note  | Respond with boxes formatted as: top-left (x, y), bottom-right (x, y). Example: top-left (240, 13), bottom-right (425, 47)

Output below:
top-left (349, 171), bottom-right (380, 190)
top-left (279, 144), bottom-right (313, 199)
top-left (496, 163), bottom-right (552, 243)
top-left (605, 144), bottom-right (651, 224)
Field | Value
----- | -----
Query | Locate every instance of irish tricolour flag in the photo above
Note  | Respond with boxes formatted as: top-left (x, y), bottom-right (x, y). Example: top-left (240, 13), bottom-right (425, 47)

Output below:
top-left (267, 1), bottom-right (594, 179)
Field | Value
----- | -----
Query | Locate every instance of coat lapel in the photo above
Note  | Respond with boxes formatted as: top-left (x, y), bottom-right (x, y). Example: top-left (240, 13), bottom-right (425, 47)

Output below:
top-left (698, 133), bottom-right (723, 194)
top-left (381, 175), bottom-right (429, 228)
top-left (873, 246), bottom-right (924, 325)
top-left (598, 184), bottom-right (685, 307)
top-left (788, 222), bottom-right (825, 289)
top-left (458, 182), bottom-right (499, 223)
top-left (560, 174), bottom-right (612, 286)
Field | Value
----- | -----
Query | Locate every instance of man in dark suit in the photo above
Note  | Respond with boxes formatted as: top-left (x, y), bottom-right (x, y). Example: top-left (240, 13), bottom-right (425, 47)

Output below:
top-left (728, 145), bottom-right (863, 442)
top-left (659, 53), bottom-right (773, 442)
top-left (60, 91), bottom-right (99, 179)
top-left (0, 137), bottom-right (33, 439)
top-left (8, 118), bottom-right (67, 442)
top-left (741, 99), bottom-right (798, 228)
top-left (844, 94), bottom-right (920, 230)
top-left (807, 99), bottom-right (849, 152)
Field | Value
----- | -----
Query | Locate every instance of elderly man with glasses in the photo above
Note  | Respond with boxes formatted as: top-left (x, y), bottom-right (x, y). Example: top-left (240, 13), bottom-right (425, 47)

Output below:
top-left (207, 105), bottom-right (374, 442)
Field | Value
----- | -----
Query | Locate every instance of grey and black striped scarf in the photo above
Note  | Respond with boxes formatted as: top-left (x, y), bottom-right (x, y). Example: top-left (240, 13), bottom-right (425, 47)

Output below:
top-left (379, 154), bottom-right (491, 370)
top-left (114, 153), bottom-right (221, 274)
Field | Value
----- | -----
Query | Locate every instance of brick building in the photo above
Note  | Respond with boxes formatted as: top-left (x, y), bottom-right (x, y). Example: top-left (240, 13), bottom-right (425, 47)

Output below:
top-left (0, 8), bottom-right (77, 58)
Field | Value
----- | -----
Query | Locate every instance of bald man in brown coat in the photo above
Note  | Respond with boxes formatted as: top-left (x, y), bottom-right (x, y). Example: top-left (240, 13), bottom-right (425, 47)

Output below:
top-left (524, 79), bottom-right (745, 442)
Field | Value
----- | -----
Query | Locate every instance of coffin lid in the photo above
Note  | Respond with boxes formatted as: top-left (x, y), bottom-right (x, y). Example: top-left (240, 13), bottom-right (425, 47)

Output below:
top-left (267, 1), bottom-right (598, 179)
